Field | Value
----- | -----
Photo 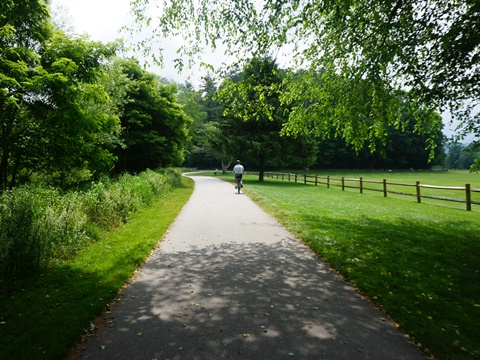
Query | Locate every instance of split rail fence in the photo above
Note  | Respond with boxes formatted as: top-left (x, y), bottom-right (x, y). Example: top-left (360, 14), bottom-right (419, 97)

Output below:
top-left (263, 172), bottom-right (480, 211)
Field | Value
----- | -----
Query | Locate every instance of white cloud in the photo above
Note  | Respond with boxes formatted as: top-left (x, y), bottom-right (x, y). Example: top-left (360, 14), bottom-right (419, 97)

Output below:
top-left (50, 0), bottom-right (207, 83)
top-left (52, 0), bottom-right (131, 42)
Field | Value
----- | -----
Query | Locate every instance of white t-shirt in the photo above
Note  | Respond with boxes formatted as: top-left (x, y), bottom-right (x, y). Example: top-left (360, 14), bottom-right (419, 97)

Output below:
top-left (233, 164), bottom-right (244, 174)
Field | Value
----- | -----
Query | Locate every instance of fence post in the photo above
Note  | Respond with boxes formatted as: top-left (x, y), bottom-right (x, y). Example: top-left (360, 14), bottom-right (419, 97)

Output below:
top-left (383, 179), bottom-right (387, 197)
top-left (342, 177), bottom-right (345, 191)
top-left (315, 175), bottom-right (318, 186)
top-left (295, 173), bottom-right (298, 183)
top-left (416, 181), bottom-right (421, 203)
top-left (288, 173), bottom-right (291, 181)
top-left (304, 174), bottom-right (307, 184)
top-left (466, 184), bottom-right (472, 211)
top-left (360, 177), bottom-right (363, 194)
top-left (327, 176), bottom-right (330, 188)
top-left (282, 173), bottom-right (284, 180)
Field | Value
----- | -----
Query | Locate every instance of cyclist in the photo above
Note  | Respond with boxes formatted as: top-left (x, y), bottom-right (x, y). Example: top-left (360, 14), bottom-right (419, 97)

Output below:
top-left (232, 160), bottom-right (245, 189)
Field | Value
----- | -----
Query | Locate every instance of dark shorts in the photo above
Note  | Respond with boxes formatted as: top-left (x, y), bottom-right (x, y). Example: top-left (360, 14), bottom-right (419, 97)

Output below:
top-left (234, 174), bottom-right (243, 180)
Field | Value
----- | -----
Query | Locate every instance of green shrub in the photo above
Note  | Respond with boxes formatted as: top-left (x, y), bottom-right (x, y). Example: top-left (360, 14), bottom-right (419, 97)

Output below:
top-left (0, 168), bottom-right (182, 289)
top-left (0, 187), bottom-right (47, 283)
top-left (43, 191), bottom-right (98, 263)
top-left (0, 187), bottom-right (96, 288)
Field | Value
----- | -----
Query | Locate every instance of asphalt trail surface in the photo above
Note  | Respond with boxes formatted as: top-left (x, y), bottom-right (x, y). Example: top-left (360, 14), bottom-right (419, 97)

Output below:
top-left (81, 176), bottom-right (426, 360)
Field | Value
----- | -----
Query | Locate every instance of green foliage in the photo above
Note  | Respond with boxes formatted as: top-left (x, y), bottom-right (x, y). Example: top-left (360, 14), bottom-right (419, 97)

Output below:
top-left (217, 58), bottom-right (319, 179)
top-left (114, 59), bottom-right (191, 173)
top-left (130, 0), bottom-right (478, 147)
top-left (0, 168), bottom-right (182, 289)
top-left (0, 187), bottom-right (94, 285)
top-left (0, 0), bottom-right (52, 46)
top-left (176, 81), bottom-right (208, 136)
top-left (182, 74), bottom-right (232, 169)
top-left (446, 142), bottom-right (480, 170)
top-left (313, 102), bottom-right (446, 169)
top-left (471, 156), bottom-right (480, 173)
top-left (1, 4), bottom-right (122, 190)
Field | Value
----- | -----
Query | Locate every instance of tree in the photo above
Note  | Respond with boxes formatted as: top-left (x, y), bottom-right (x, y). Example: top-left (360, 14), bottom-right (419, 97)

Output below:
top-left (1, 1), bottom-right (122, 189)
top-left (175, 81), bottom-right (209, 167)
top-left (218, 57), bottom-right (317, 180)
top-left (445, 142), bottom-right (479, 170)
top-left (314, 119), bottom-right (445, 170)
top-left (129, 0), bottom-right (479, 147)
top-left (34, 32), bottom-right (122, 185)
top-left (114, 59), bottom-right (191, 173)
top-left (199, 73), bottom-right (223, 123)
top-left (0, 0), bottom-right (52, 189)
top-left (181, 75), bottom-right (231, 169)
top-left (198, 121), bottom-right (236, 173)
top-left (177, 81), bottom-right (207, 136)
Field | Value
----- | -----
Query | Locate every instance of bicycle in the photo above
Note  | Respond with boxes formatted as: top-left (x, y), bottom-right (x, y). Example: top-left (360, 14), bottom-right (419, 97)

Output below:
top-left (235, 175), bottom-right (243, 194)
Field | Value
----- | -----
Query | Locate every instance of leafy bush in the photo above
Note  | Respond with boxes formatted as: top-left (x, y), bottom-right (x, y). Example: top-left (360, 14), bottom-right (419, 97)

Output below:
top-left (0, 187), bottom-right (93, 283)
top-left (0, 168), bottom-right (182, 289)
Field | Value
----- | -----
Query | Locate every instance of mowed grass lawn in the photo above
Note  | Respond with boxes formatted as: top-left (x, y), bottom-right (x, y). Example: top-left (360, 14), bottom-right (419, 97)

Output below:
top-left (211, 170), bottom-right (480, 360)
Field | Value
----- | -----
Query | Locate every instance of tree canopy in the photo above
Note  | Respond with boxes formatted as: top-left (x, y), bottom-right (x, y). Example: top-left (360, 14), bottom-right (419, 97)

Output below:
top-left (129, 0), bottom-right (479, 145)
top-left (1, 1), bottom-right (122, 189)
top-left (217, 57), bottom-right (318, 180)
top-left (114, 59), bottom-right (191, 173)
top-left (0, 1), bottom-right (193, 190)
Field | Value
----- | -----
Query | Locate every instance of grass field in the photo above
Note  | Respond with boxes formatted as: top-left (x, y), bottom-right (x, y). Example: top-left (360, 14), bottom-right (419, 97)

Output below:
top-left (263, 170), bottom-right (480, 211)
top-left (206, 170), bottom-right (480, 360)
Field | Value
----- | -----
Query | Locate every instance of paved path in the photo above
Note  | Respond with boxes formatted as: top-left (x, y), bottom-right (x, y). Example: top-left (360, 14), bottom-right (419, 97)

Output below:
top-left (81, 176), bottom-right (426, 360)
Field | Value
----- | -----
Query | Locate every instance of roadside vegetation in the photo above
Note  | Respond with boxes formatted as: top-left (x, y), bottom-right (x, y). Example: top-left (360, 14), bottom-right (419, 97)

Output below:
top-left (0, 171), bottom-right (194, 359)
top-left (2, 1), bottom-right (480, 359)
top-left (207, 171), bottom-right (480, 360)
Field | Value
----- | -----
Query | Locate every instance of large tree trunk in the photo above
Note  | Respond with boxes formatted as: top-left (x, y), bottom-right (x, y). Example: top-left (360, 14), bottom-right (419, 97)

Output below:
top-left (221, 157), bottom-right (232, 174)
top-left (258, 157), bottom-right (265, 182)
top-left (0, 151), bottom-right (8, 191)
top-left (0, 124), bottom-right (11, 191)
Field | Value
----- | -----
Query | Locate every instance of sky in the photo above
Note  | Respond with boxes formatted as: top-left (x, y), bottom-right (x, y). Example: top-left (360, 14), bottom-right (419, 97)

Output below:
top-left (50, 0), bottom-right (476, 142)
top-left (50, 0), bottom-right (219, 84)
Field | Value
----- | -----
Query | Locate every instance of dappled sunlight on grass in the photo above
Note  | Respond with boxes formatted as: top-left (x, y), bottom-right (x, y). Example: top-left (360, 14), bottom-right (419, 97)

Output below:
top-left (245, 179), bottom-right (480, 360)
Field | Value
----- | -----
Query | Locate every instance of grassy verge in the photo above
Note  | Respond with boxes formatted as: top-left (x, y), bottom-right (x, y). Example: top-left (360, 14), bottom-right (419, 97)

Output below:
top-left (262, 170), bottom-right (480, 211)
top-left (0, 177), bottom-right (194, 360)
top-left (208, 172), bottom-right (479, 360)
top-left (0, 169), bottom-right (182, 288)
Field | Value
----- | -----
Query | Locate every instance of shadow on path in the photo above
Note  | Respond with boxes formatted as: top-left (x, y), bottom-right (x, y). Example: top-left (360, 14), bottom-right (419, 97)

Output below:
top-left (81, 177), bottom-right (426, 360)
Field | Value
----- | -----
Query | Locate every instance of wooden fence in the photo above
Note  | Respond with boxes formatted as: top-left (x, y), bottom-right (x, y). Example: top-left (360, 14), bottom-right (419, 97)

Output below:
top-left (263, 172), bottom-right (480, 211)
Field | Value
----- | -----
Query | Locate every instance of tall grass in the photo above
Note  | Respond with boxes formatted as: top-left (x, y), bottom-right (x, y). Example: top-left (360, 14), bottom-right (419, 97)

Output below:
top-left (0, 176), bottom-right (193, 360)
top-left (0, 168), bottom-right (181, 290)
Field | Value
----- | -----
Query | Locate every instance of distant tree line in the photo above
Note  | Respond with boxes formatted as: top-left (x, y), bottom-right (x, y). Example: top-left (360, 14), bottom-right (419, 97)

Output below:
top-left (181, 58), bottom-right (446, 177)
top-left (445, 143), bottom-right (480, 170)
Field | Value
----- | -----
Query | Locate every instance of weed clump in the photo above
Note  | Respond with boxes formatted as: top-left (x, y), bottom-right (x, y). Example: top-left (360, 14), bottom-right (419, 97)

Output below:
top-left (0, 168), bottom-right (181, 289)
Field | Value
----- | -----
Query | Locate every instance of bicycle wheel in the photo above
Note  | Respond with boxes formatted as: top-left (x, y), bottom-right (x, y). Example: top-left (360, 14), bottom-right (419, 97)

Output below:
top-left (238, 180), bottom-right (241, 193)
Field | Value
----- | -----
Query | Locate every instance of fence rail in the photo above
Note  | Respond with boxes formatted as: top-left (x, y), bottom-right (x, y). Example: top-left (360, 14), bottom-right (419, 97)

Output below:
top-left (263, 172), bottom-right (480, 211)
